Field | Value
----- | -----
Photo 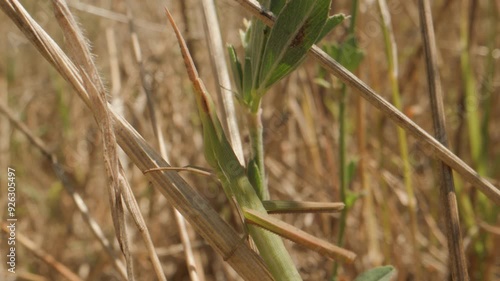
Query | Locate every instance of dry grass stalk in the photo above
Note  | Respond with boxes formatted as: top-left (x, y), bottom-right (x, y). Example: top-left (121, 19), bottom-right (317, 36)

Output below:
top-left (0, 1), bottom-right (275, 279)
top-left (1, 224), bottom-right (84, 281)
top-left (0, 1), bottom-right (499, 280)
top-left (200, 0), bottom-right (245, 165)
top-left (418, 0), bottom-right (469, 279)
top-left (125, 1), bottom-right (200, 280)
top-left (50, 0), bottom-right (134, 278)
top-left (0, 101), bottom-right (128, 279)
top-left (68, 1), bottom-right (166, 33)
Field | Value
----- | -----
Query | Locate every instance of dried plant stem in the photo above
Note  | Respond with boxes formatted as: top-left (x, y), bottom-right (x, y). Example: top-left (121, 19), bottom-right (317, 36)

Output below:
top-left (67, 1), bottom-right (166, 33)
top-left (0, 102), bottom-right (128, 280)
top-left (112, 110), bottom-right (275, 281)
top-left (0, 1), bottom-right (279, 279)
top-left (399, 0), bottom-right (452, 95)
top-left (125, 2), bottom-right (199, 280)
top-left (357, 83), bottom-right (381, 266)
top-left (0, 73), bottom-right (8, 212)
top-left (233, 0), bottom-right (500, 204)
top-left (50, 0), bottom-right (133, 278)
top-left (125, 3), bottom-right (166, 158)
top-left (0, 2), bottom-right (276, 278)
top-left (332, 82), bottom-right (348, 281)
top-left (0, 225), bottom-right (84, 281)
top-left (418, 0), bottom-right (469, 280)
top-left (107, 18), bottom-right (169, 281)
top-left (200, 0), bottom-right (245, 165)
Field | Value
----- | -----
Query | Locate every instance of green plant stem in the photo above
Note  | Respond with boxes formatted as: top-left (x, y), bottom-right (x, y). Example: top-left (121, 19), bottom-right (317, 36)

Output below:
top-left (337, 85), bottom-right (349, 244)
top-left (376, 0), bottom-right (420, 276)
top-left (247, 101), bottom-right (268, 200)
top-left (459, 1), bottom-right (496, 279)
top-left (331, 82), bottom-right (348, 281)
top-left (460, 22), bottom-right (483, 175)
top-left (331, 2), bottom-right (358, 280)
top-left (480, 0), bottom-right (497, 173)
top-left (215, 154), bottom-right (301, 281)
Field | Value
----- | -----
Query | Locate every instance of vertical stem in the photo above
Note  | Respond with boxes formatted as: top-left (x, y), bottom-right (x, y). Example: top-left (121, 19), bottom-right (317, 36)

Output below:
top-left (337, 82), bottom-right (348, 247)
top-left (331, 83), bottom-right (348, 281)
top-left (338, 84), bottom-right (349, 242)
top-left (460, 0), bottom-right (496, 279)
top-left (376, 0), bottom-right (420, 278)
top-left (247, 104), bottom-right (268, 200)
top-left (357, 83), bottom-right (381, 265)
top-left (418, 0), bottom-right (469, 279)
top-left (480, 0), bottom-right (497, 172)
top-left (331, 1), bottom-right (358, 279)
top-left (460, 0), bottom-right (483, 174)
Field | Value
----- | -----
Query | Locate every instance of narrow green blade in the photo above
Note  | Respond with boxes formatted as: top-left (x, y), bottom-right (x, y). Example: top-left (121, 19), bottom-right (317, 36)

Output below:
top-left (227, 45), bottom-right (243, 98)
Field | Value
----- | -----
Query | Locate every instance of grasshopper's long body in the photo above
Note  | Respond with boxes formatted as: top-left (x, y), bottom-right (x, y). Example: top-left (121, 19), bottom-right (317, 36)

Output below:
top-left (166, 9), bottom-right (302, 281)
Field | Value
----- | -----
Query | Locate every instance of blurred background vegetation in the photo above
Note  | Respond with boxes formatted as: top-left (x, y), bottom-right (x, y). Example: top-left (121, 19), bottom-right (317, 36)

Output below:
top-left (0, 0), bottom-right (498, 280)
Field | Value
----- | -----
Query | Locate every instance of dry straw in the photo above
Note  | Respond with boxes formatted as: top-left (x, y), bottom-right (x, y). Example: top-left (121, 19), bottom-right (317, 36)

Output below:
top-left (1, 0), bottom-right (499, 280)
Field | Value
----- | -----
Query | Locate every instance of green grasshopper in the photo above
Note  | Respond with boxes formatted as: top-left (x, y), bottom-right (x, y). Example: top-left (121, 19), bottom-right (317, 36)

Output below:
top-left (164, 7), bottom-right (354, 281)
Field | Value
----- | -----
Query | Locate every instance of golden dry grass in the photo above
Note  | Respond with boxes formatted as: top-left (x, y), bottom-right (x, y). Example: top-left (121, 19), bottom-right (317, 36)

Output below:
top-left (0, 0), bottom-right (499, 280)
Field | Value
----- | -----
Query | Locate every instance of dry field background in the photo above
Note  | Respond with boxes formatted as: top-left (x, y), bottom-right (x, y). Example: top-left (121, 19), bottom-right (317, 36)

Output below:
top-left (0, 0), bottom-right (499, 280)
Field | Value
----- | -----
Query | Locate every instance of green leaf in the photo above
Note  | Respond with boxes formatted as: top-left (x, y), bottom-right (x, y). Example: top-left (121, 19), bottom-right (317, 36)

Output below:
top-left (345, 190), bottom-right (361, 209)
top-left (227, 45), bottom-right (243, 97)
top-left (325, 35), bottom-right (364, 71)
top-left (258, 0), bottom-right (332, 91)
top-left (269, 0), bottom-right (287, 15)
top-left (242, 56), bottom-right (254, 106)
top-left (347, 160), bottom-right (357, 185)
top-left (316, 13), bottom-right (346, 43)
top-left (247, 19), bottom-right (269, 91)
top-left (354, 266), bottom-right (396, 281)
